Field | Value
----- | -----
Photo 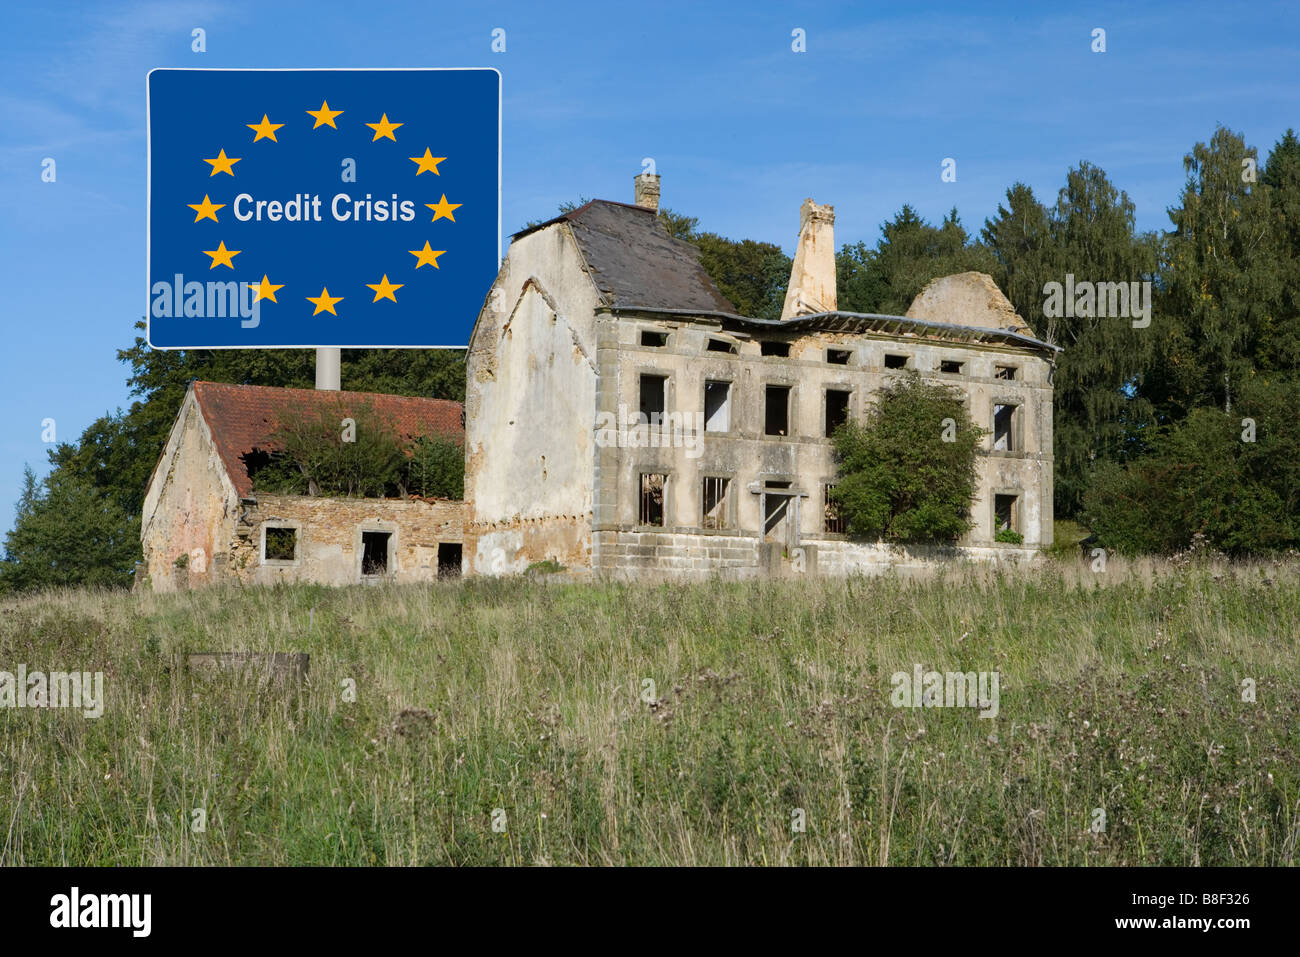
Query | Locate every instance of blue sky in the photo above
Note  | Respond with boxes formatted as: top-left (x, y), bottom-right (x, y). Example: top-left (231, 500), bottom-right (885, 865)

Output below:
top-left (2, 0), bottom-right (1298, 533)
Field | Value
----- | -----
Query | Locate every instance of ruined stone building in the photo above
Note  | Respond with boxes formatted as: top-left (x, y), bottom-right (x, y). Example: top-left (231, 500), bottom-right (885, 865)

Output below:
top-left (464, 174), bottom-right (1060, 578)
top-left (144, 176), bottom-right (1059, 589)
top-left (140, 381), bottom-right (465, 590)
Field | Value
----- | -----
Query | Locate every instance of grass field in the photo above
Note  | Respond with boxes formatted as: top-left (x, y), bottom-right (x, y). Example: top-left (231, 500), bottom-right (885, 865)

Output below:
top-left (2, 556), bottom-right (1298, 866)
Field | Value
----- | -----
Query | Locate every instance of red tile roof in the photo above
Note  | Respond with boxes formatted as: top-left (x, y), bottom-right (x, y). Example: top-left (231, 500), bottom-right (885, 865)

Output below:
top-left (191, 381), bottom-right (464, 498)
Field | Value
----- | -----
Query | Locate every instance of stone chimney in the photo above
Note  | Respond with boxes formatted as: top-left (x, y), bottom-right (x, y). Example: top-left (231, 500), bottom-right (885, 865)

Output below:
top-left (634, 171), bottom-right (661, 213)
top-left (780, 198), bottom-right (836, 319)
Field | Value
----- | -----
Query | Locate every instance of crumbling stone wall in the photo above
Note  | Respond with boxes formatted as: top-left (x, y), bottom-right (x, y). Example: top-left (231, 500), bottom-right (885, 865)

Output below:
top-left (780, 199), bottom-right (838, 318)
top-left (592, 313), bottom-right (1054, 566)
top-left (906, 271), bottom-right (1038, 338)
top-left (231, 494), bottom-right (465, 586)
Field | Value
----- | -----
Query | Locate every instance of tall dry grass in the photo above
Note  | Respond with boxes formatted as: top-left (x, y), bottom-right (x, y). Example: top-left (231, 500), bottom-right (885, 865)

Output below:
top-left (1, 555), bottom-right (1297, 865)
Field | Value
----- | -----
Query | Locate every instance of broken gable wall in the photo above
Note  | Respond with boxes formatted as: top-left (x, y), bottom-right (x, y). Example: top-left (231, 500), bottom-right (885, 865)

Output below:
top-left (140, 389), bottom-right (240, 591)
top-left (464, 222), bottom-right (603, 574)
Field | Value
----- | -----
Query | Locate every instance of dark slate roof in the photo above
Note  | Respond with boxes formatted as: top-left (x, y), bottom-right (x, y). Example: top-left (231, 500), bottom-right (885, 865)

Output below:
top-left (191, 382), bottom-right (464, 498)
top-left (513, 200), bottom-right (737, 313)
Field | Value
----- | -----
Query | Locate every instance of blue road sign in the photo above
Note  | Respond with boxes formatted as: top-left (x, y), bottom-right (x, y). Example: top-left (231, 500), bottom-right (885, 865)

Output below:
top-left (147, 68), bottom-right (500, 349)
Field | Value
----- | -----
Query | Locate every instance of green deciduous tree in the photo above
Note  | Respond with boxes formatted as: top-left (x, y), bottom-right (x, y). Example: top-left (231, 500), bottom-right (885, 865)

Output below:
top-left (830, 372), bottom-right (985, 543)
top-left (258, 404), bottom-right (407, 498)
top-left (657, 208), bottom-right (791, 318)
top-left (1083, 375), bottom-right (1300, 555)
top-left (248, 403), bottom-right (464, 500)
top-left (407, 434), bottom-right (465, 500)
top-left (0, 467), bottom-right (140, 592)
top-left (984, 166), bottom-right (1159, 518)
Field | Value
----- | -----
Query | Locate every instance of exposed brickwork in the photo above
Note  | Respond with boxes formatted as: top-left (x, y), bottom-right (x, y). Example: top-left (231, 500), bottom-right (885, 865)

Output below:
top-left (592, 529), bottom-right (1039, 580)
top-left (593, 530), bottom-right (759, 579)
top-left (230, 493), bottom-right (464, 587)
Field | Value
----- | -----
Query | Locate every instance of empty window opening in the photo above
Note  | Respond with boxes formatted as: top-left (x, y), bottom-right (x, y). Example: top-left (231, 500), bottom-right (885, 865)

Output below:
top-left (704, 380), bottom-right (731, 432)
top-left (361, 531), bottom-right (391, 576)
top-left (825, 389), bottom-right (851, 437)
top-left (640, 330), bottom-right (668, 347)
top-left (707, 338), bottom-right (738, 354)
top-left (884, 353), bottom-right (910, 369)
top-left (994, 365), bottom-right (1018, 380)
top-left (993, 404), bottom-right (1016, 451)
top-left (824, 485), bottom-right (845, 534)
top-left (763, 492), bottom-right (793, 539)
top-left (994, 494), bottom-right (1018, 534)
top-left (940, 360), bottom-right (964, 374)
top-left (701, 476), bottom-right (731, 530)
top-left (827, 349), bottom-right (851, 365)
top-left (264, 526), bottom-right (297, 562)
top-left (436, 542), bottom-right (462, 579)
top-left (761, 341), bottom-right (791, 357)
top-left (765, 385), bottom-right (791, 436)
top-left (639, 473), bottom-right (666, 527)
top-left (639, 374), bottom-right (667, 421)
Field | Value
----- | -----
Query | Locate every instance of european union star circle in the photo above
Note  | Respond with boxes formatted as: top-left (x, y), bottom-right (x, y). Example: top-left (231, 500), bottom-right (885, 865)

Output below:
top-left (148, 68), bottom-right (500, 348)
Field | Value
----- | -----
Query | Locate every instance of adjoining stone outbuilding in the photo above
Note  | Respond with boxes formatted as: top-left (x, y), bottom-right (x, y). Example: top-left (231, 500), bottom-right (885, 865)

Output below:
top-left (464, 176), bottom-right (1060, 579)
top-left (140, 381), bottom-right (465, 591)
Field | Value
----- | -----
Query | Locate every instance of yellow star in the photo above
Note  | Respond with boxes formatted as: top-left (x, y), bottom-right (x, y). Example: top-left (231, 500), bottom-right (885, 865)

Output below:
top-left (425, 194), bottom-right (462, 222)
top-left (307, 287), bottom-right (343, 316)
top-left (251, 275), bottom-right (284, 303)
top-left (306, 100), bottom-right (343, 129)
top-left (408, 242), bottom-right (446, 269)
top-left (365, 113), bottom-right (402, 141)
top-left (202, 149), bottom-right (241, 177)
top-left (187, 194), bottom-right (225, 223)
top-left (409, 148), bottom-right (446, 175)
top-left (202, 241), bottom-right (241, 270)
top-left (366, 274), bottom-right (404, 303)
top-left (247, 114), bottom-right (284, 142)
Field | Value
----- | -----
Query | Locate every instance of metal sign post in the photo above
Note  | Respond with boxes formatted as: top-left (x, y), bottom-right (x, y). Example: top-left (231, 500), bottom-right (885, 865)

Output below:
top-left (315, 347), bottom-right (341, 391)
